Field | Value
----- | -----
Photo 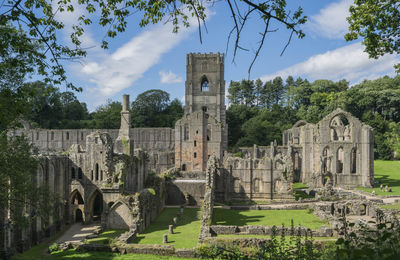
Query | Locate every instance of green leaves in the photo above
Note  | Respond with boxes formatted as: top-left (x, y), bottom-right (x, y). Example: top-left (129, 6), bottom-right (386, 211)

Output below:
top-left (346, 0), bottom-right (400, 72)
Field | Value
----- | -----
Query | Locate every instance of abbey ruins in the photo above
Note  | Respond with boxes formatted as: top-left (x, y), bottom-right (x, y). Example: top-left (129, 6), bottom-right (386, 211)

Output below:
top-left (0, 53), bottom-right (374, 257)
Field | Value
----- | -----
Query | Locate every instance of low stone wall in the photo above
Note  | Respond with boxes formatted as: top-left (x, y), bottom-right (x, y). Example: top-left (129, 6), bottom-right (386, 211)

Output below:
top-left (76, 243), bottom-right (196, 258)
top-left (210, 225), bottom-right (334, 237)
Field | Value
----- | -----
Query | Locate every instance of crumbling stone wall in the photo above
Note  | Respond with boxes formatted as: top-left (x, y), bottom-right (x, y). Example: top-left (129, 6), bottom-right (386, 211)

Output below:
top-left (199, 155), bottom-right (218, 241)
top-left (283, 109), bottom-right (374, 188)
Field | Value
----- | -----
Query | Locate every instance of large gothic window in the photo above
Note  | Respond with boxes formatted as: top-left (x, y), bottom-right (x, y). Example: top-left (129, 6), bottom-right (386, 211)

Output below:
top-left (201, 76), bottom-right (209, 92)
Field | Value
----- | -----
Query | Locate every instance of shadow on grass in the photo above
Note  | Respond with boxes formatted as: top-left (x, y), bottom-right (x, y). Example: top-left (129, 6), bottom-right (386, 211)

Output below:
top-left (213, 208), bottom-right (265, 226)
top-left (374, 174), bottom-right (400, 188)
top-left (133, 208), bottom-right (200, 245)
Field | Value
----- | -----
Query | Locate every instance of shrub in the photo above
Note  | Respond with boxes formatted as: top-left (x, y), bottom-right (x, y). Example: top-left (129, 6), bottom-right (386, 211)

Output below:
top-left (48, 243), bottom-right (59, 253)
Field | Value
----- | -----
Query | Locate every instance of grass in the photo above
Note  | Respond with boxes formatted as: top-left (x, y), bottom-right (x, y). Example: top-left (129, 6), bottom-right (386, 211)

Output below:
top-left (85, 230), bottom-right (126, 245)
top-left (213, 209), bottom-right (328, 230)
top-left (51, 249), bottom-right (197, 259)
top-left (12, 228), bottom-right (195, 260)
top-left (293, 182), bottom-right (309, 190)
top-left (133, 208), bottom-right (202, 249)
top-left (379, 203), bottom-right (400, 210)
top-left (358, 160), bottom-right (400, 195)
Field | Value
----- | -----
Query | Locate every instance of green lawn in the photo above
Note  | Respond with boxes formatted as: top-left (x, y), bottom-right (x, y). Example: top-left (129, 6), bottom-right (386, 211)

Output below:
top-left (85, 229), bottom-right (126, 245)
top-left (134, 208), bottom-right (202, 249)
top-left (358, 160), bottom-right (400, 195)
top-left (213, 209), bottom-right (328, 230)
top-left (293, 182), bottom-right (309, 189)
top-left (12, 228), bottom-right (196, 260)
top-left (379, 203), bottom-right (400, 210)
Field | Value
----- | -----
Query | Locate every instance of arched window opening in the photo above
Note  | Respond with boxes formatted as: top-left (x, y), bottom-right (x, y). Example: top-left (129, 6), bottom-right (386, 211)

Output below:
top-left (66, 132), bottom-right (69, 140)
top-left (91, 191), bottom-right (103, 221)
top-left (184, 124), bottom-right (189, 141)
top-left (71, 168), bottom-right (76, 179)
top-left (322, 147), bottom-right (331, 173)
top-left (71, 191), bottom-right (84, 205)
top-left (95, 163), bottom-right (99, 181)
top-left (75, 209), bottom-right (83, 222)
top-left (100, 170), bottom-right (103, 181)
top-left (351, 148), bottom-right (357, 173)
top-left (194, 140), bottom-right (197, 147)
top-left (78, 168), bottom-right (83, 179)
top-left (181, 164), bottom-right (186, 171)
top-left (337, 147), bottom-right (344, 174)
top-left (194, 152), bottom-right (197, 158)
top-left (201, 77), bottom-right (209, 92)
top-left (253, 178), bottom-right (260, 193)
top-left (91, 170), bottom-right (93, 180)
top-left (202, 106), bottom-right (207, 112)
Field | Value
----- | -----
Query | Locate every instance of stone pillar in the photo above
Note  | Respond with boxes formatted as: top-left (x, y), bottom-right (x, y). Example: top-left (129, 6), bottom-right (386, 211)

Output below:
top-left (163, 234), bottom-right (168, 243)
top-left (168, 225), bottom-right (174, 234)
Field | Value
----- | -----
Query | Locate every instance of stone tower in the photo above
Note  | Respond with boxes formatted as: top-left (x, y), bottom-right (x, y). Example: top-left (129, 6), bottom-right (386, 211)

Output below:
top-left (185, 53), bottom-right (226, 123)
top-left (175, 53), bottom-right (228, 172)
top-left (114, 94), bottom-right (133, 155)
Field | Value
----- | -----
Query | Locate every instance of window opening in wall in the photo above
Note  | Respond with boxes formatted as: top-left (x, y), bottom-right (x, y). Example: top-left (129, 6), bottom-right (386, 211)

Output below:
top-left (66, 132), bottom-right (69, 140)
top-left (36, 132), bottom-right (39, 140)
top-left (201, 77), bottom-right (209, 92)
top-left (194, 140), bottom-right (197, 147)
top-left (95, 163), bottom-right (99, 181)
top-left (351, 148), bottom-right (357, 173)
top-left (78, 168), bottom-right (83, 179)
top-left (184, 124), bottom-right (189, 141)
top-left (337, 147), bottom-right (344, 173)
top-left (202, 106), bottom-right (207, 112)
top-left (181, 164), bottom-right (186, 171)
top-left (91, 170), bottom-right (93, 180)
top-left (194, 152), bottom-right (197, 158)
top-left (71, 168), bottom-right (75, 179)
top-left (81, 132), bottom-right (84, 140)
top-left (51, 132), bottom-right (54, 140)
top-left (100, 170), bottom-right (103, 181)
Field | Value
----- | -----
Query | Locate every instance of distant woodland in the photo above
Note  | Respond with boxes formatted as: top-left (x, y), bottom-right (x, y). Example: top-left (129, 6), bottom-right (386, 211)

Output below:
top-left (19, 76), bottom-right (400, 160)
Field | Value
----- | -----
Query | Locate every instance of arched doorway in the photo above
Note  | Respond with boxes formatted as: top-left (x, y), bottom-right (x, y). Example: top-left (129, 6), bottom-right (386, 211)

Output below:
top-left (90, 190), bottom-right (103, 221)
top-left (75, 209), bottom-right (83, 222)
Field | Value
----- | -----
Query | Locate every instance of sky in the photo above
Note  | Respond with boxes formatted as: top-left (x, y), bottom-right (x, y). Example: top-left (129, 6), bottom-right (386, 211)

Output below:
top-left (57, 0), bottom-right (400, 111)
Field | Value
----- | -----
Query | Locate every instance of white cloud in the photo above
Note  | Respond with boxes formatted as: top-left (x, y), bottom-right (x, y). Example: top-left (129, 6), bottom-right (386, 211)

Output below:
top-left (260, 42), bottom-right (399, 84)
top-left (159, 71), bottom-right (183, 84)
top-left (307, 0), bottom-right (352, 39)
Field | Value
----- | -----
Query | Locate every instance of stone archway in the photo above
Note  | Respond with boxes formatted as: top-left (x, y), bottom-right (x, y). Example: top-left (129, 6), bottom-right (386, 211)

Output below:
top-left (75, 209), bottom-right (83, 222)
top-left (89, 190), bottom-right (103, 222)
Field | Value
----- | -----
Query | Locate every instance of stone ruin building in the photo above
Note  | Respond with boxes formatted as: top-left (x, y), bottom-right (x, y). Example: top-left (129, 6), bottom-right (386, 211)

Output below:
top-left (0, 52), bottom-right (374, 257)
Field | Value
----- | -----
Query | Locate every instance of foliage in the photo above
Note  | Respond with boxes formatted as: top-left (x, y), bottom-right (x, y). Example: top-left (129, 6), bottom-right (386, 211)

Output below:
top-left (196, 223), bottom-right (322, 259)
top-left (346, 0), bottom-right (400, 72)
top-left (0, 132), bottom-right (56, 228)
top-left (331, 213), bottom-right (400, 259)
top-left (48, 243), bottom-right (59, 253)
top-left (131, 89), bottom-right (183, 128)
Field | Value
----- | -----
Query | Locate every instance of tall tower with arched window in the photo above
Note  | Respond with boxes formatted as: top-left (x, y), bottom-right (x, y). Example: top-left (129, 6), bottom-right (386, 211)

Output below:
top-left (175, 53), bottom-right (228, 172)
top-left (184, 53), bottom-right (226, 125)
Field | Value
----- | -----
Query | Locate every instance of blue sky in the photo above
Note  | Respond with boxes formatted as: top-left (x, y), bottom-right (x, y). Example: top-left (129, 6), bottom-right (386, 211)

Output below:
top-left (57, 0), bottom-right (399, 110)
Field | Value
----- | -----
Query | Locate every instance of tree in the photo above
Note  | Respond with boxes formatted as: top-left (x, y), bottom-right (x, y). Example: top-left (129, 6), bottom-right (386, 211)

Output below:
top-left (346, 0), bottom-right (400, 72)
top-left (90, 100), bottom-right (122, 129)
top-left (0, 0), bottom-right (307, 89)
top-left (131, 89), bottom-right (183, 128)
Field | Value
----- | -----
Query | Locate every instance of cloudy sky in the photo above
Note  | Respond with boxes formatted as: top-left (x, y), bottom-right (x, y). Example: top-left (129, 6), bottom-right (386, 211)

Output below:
top-left (59, 0), bottom-right (399, 110)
